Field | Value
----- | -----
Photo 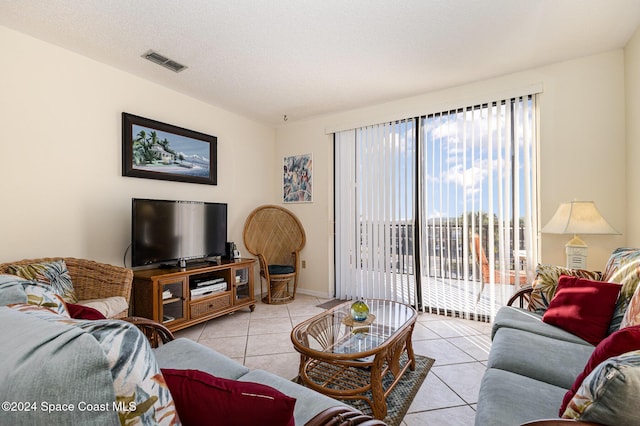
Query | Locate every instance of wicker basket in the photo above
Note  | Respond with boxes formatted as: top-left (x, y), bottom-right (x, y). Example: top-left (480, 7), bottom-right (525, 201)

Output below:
top-left (0, 257), bottom-right (133, 318)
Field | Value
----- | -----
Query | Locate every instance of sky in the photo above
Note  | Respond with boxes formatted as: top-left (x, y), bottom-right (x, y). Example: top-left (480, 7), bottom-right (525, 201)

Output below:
top-left (355, 98), bottom-right (534, 222)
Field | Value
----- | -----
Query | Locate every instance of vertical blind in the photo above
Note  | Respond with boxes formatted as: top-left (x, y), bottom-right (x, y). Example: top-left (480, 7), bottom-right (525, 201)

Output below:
top-left (335, 120), bottom-right (417, 305)
top-left (335, 94), bottom-right (538, 321)
top-left (419, 95), bottom-right (538, 321)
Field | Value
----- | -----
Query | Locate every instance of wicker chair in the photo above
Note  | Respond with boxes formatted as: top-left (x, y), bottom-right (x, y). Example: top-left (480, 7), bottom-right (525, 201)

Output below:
top-left (506, 285), bottom-right (535, 310)
top-left (243, 205), bottom-right (306, 304)
top-left (122, 316), bottom-right (175, 348)
top-left (0, 257), bottom-right (133, 318)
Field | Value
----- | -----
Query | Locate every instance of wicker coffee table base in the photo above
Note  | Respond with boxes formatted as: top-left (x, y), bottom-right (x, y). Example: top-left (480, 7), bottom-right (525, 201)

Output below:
top-left (297, 327), bottom-right (416, 420)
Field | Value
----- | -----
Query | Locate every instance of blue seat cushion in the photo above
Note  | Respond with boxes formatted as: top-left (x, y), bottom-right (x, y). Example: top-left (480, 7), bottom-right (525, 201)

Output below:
top-left (268, 265), bottom-right (295, 275)
top-left (475, 368), bottom-right (567, 426)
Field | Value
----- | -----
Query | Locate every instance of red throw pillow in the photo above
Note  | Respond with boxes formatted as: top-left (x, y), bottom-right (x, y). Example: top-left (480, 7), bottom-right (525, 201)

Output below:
top-left (161, 369), bottom-right (296, 426)
top-left (542, 275), bottom-right (621, 346)
top-left (67, 303), bottom-right (106, 320)
top-left (559, 324), bottom-right (640, 415)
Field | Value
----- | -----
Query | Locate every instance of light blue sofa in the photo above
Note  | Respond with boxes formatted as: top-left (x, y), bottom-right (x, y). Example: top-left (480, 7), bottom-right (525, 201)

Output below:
top-left (153, 337), bottom-right (360, 425)
top-left (475, 306), bottom-right (596, 426)
top-left (475, 248), bottom-right (640, 426)
top-left (0, 275), bottom-right (384, 426)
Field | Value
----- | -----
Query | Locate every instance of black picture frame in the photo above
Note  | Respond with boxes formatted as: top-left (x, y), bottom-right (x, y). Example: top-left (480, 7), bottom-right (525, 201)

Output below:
top-left (122, 112), bottom-right (217, 185)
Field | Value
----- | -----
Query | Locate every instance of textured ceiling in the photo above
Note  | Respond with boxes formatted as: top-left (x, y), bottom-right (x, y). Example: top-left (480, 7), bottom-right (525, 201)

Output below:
top-left (1, 0), bottom-right (640, 126)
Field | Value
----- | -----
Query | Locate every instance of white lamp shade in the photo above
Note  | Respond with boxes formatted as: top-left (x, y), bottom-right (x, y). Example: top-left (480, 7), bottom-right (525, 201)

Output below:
top-left (542, 201), bottom-right (619, 235)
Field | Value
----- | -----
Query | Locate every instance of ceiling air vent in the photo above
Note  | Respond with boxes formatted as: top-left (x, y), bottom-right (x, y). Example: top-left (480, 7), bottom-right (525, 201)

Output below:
top-left (142, 50), bottom-right (187, 73)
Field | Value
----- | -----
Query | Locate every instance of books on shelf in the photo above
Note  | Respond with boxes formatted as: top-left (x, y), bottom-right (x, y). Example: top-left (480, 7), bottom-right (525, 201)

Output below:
top-left (162, 290), bottom-right (173, 300)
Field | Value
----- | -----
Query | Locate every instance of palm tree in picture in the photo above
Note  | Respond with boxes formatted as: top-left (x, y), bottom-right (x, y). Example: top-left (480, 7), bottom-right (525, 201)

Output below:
top-left (158, 138), bottom-right (176, 155)
top-left (133, 130), bottom-right (149, 165)
top-left (133, 129), bottom-right (160, 165)
top-left (143, 131), bottom-right (161, 163)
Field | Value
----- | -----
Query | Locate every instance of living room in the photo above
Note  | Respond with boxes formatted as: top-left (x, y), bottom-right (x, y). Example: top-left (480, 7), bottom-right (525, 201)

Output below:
top-left (2, 1), bottom-right (640, 425)
top-left (0, 3), bottom-right (638, 279)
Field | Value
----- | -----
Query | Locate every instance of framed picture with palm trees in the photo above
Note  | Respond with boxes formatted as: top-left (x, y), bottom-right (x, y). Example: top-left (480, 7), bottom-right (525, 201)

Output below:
top-left (122, 112), bottom-right (217, 185)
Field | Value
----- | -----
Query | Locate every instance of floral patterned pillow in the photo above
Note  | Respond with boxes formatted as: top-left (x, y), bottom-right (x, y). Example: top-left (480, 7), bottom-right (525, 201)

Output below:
top-left (602, 248), bottom-right (640, 332)
top-left (10, 302), bottom-right (71, 320)
top-left (529, 264), bottom-right (602, 313)
top-left (562, 350), bottom-right (640, 424)
top-left (8, 305), bottom-right (179, 425)
top-left (74, 320), bottom-right (179, 425)
top-left (621, 283), bottom-right (640, 328)
top-left (2, 278), bottom-right (70, 317)
top-left (8, 260), bottom-right (78, 303)
top-left (21, 282), bottom-right (70, 317)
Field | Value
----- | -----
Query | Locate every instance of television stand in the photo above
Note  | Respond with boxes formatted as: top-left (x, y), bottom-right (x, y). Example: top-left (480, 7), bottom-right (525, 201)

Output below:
top-left (131, 258), bottom-right (256, 332)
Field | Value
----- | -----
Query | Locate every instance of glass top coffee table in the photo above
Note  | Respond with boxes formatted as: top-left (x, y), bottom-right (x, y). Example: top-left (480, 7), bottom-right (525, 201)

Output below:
top-left (291, 299), bottom-right (417, 419)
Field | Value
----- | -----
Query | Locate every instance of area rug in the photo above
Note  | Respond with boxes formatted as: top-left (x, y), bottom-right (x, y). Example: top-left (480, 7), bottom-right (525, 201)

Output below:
top-left (297, 353), bottom-right (434, 426)
top-left (341, 354), bottom-right (434, 426)
top-left (316, 299), bottom-right (348, 310)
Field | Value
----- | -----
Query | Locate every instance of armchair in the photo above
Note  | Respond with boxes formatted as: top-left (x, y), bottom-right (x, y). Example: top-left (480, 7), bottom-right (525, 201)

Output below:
top-left (243, 205), bottom-right (306, 304)
top-left (0, 257), bottom-right (133, 318)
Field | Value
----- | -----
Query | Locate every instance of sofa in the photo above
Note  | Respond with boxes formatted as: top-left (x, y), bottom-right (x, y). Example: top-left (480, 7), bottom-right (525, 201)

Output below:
top-left (0, 274), bottom-right (384, 426)
top-left (475, 248), bottom-right (640, 426)
top-left (0, 257), bottom-right (133, 318)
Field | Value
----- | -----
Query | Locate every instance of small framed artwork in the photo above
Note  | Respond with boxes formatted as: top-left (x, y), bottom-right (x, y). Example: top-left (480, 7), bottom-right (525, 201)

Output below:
top-left (283, 153), bottom-right (312, 203)
top-left (122, 112), bottom-right (217, 185)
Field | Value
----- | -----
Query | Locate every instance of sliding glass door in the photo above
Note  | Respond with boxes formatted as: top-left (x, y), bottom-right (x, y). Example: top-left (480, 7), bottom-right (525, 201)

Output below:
top-left (334, 94), bottom-right (538, 321)
top-left (335, 120), bottom-right (417, 305)
top-left (419, 96), bottom-right (538, 320)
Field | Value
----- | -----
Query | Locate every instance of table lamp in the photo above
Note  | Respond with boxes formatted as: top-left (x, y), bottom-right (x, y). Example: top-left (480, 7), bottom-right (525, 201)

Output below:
top-left (542, 201), bottom-right (619, 269)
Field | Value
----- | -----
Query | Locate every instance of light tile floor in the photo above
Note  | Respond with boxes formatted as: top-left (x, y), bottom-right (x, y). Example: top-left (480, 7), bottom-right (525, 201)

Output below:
top-left (173, 294), bottom-right (492, 426)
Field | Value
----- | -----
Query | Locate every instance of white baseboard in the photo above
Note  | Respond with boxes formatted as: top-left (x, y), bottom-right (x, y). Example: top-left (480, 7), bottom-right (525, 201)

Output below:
top-left (295, 288), bottom-right (333, 299)
top-left (252, 287), bottom-right (332, 299)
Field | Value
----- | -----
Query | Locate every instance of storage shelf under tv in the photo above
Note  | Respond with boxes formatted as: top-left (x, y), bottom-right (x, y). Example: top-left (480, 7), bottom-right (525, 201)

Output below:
top-left (131, 258), bottom-right (256, 332)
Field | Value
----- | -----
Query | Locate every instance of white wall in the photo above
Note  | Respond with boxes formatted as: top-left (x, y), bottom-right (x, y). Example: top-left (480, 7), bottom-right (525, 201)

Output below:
top-left (277, 50), bottom-right (628, 297)
top-left (535, 51), bottom-right (626, 268)
top-left (0, 26), bottom-right (277, 266)
top-left (275, 122), bottom-right (334, 297)
top-left (626, 27), bottom-right (640, 246)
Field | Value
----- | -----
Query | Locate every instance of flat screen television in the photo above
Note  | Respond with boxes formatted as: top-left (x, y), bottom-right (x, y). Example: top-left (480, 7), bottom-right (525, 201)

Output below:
top-left (131, 198), bottom-right (228, 267)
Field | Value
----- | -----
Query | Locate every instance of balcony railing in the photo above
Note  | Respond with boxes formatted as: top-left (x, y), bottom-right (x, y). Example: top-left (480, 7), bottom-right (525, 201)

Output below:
top-left (356, 220), bottom-right (526, 278)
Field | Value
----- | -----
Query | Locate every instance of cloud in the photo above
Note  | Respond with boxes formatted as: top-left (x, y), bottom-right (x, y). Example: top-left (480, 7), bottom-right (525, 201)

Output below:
top-left (444, 163), bottom-right (487, 197)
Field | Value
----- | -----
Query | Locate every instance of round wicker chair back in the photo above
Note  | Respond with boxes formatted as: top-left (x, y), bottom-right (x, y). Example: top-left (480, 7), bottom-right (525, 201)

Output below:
top-left (243, 205), bottom-right (306, 265)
